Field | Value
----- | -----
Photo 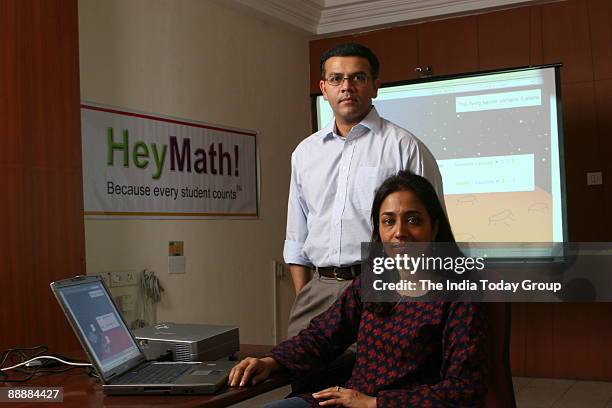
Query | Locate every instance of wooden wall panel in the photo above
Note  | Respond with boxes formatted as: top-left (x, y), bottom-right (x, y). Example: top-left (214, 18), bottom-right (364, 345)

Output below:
top-left (478, 7), bottom-right (531, 71)
top-left (523, 304), bottom-right (554, 376)
top-left (530, 6), bottom-right (544, 66)
top-left (560, 82), bottom-right (606, 241)
top-left (1, 1), bottom-right (19, 167)
top-left (417, 16), bottom-right (479, 77)
top-left (541, 0), bottom-right (594, 83)
top-left (1, 0), bottom-right (22, 315)
top-left (606, 299), bottom-right (612, 380)
top-left (353, 25), bottom-right (419, 84)
top-left (509, 303), bottom-right (527, 376)
top-left (594, 80), bottom-right (612, 242)
top-left (0, 0), bottom-right (84, 353)
top-left (587, 0), bottom-right (612, 80)
top-left (553, 304), bottom-right (609, 379)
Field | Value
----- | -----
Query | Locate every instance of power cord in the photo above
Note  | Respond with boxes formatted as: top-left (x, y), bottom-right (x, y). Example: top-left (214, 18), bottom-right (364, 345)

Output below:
top-left (0, 346), bottom-right (92, 383)
top-left (0, 345), bottom-right (48, 381)
top-left (1, 355), bottom-right (92, 372)
top-left (141, 269), bottom-right (164, 303)
top-left (131, 269), bottom-right (164, 329)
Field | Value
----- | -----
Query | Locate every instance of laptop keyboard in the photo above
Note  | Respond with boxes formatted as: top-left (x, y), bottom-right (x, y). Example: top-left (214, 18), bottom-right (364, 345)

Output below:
top-left (115, 363), bottom-right (193, 385)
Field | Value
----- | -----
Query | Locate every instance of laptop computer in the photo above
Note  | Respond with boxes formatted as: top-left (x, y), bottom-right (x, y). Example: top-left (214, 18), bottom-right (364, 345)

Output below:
top-left (50, 275), bottom-right (235, 395)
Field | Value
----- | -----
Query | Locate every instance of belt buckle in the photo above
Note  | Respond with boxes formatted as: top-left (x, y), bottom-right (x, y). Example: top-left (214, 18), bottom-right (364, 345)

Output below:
top-left (332, 268), bottom-right (344, 281)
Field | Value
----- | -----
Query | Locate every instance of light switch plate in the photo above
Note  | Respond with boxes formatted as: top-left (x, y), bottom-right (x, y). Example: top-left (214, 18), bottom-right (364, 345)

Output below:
top-left (169, 255), bottom-right (186, 274)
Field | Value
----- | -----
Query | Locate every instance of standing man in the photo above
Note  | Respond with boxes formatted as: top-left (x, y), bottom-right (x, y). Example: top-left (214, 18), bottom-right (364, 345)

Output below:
top-left (284, 43), bottom-right (444, 338)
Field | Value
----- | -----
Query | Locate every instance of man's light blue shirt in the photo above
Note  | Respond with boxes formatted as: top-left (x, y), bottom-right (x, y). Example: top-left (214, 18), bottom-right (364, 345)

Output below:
top-left (283, 107), bottom-right (444, 268)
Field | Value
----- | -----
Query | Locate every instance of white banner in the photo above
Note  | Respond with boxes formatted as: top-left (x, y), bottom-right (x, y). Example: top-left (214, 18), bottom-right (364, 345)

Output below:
top-left (81, 104), bottom-right (258, 218)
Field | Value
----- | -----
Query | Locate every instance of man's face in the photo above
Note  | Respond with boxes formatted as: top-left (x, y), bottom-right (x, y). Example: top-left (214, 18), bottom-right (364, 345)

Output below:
top-left (319, 56), bottom-right (381, 126)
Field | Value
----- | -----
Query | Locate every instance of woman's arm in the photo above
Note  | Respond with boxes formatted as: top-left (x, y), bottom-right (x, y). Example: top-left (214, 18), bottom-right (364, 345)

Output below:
top-left (229, 278), bottom-right (364, 388)
top-left (375, 302), bottom-right (488, 407)
top-left (270, 277), bottom-right (364, 375)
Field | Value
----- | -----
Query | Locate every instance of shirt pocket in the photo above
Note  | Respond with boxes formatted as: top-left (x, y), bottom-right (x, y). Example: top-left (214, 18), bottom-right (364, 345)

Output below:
top-left (354, 166), bottom-right (395, 211)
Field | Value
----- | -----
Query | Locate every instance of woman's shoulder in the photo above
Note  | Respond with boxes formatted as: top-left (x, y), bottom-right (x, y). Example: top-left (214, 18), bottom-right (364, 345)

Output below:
top-left (444, 302), bottom-right (487, 327)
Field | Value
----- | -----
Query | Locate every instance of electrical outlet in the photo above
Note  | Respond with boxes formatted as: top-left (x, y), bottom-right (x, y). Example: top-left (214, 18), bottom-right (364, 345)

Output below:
top-left (110, 271), bottom-right (123, 287)
top-left (124, 270), bottom-right (137, 285)
top-left (97, 272), bottom-right (111, 287)
top-left (587, 171), bottom-right (603, 186)
top-left (110, 271), bottom-right (138, 287)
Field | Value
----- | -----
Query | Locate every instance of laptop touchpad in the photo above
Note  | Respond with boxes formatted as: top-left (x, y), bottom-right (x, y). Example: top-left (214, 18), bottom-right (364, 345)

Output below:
top-left (191, 370), bottom-right (222, 376)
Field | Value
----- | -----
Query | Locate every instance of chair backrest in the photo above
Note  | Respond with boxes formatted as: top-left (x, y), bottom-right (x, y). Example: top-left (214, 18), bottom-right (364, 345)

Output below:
top-left (484, 303), bottom-right (516, 408)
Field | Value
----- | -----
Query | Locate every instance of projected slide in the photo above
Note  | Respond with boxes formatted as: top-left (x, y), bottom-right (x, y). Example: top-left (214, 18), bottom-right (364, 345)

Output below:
top-left (317, 66), bottom-right (565, 244)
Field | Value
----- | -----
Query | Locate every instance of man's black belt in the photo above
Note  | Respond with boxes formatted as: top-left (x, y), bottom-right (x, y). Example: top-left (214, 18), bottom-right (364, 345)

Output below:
top-left (315, 265), bottom-right (361, 280)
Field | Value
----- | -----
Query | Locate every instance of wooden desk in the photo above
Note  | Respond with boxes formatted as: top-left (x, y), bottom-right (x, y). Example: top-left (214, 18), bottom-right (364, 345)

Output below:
top-left (1, 345), bottom-right (290, 408)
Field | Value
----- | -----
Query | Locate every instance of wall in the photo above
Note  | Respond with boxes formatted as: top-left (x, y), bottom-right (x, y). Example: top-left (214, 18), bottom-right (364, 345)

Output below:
top-left (309, 0), bottom-right (612, 380)
top-left (79, 0), bottom-right (311, 344)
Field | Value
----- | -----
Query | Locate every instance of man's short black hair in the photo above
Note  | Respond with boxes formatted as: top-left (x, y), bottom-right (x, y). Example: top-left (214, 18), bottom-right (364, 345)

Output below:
top-left (320, 43), bottom-right (380, 79)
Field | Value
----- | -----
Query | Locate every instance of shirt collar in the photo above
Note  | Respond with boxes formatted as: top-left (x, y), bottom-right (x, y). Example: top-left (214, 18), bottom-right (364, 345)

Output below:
top-left (320, 106), bottom-right (382, 143)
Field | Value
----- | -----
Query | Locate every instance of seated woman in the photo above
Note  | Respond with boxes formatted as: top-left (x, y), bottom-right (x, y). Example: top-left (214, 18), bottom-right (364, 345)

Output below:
top-left (229, 171), bottom-right (488, 408)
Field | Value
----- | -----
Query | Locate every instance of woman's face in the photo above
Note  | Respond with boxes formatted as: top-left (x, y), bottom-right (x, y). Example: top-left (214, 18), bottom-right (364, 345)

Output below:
top-left (378, 190), bottom-right (438, 243)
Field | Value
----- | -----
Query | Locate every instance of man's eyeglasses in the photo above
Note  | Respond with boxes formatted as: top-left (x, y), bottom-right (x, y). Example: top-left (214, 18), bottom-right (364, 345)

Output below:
top-left (325, 72), bottom-right (369, 87)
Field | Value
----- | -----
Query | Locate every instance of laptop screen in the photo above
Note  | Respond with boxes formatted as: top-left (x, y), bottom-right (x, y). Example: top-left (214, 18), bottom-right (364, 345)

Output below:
top-left (56, 280), bottom-right (142, 375)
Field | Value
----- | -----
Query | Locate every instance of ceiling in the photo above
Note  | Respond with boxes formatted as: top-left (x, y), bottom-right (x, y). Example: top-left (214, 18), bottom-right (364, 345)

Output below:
top-left (225, 0), bottom-right (536, 35)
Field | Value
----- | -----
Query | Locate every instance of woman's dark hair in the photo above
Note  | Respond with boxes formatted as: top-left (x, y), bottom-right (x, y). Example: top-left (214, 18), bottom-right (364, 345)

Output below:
top-left (320, 43), bottom-right (380, 79)
top-left (370, 170), bottom-right (454, 244)
top-left (365, 171), bottom-right (462, 315)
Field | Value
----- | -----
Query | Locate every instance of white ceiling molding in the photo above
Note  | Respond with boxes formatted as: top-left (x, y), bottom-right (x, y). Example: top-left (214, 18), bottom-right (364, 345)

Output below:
top-left (318, 0), bottom-right (535, 34)
top-left (226, 0), bottom-right (322, 33)
top-left (225, 0), bottom-right (536, 35)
